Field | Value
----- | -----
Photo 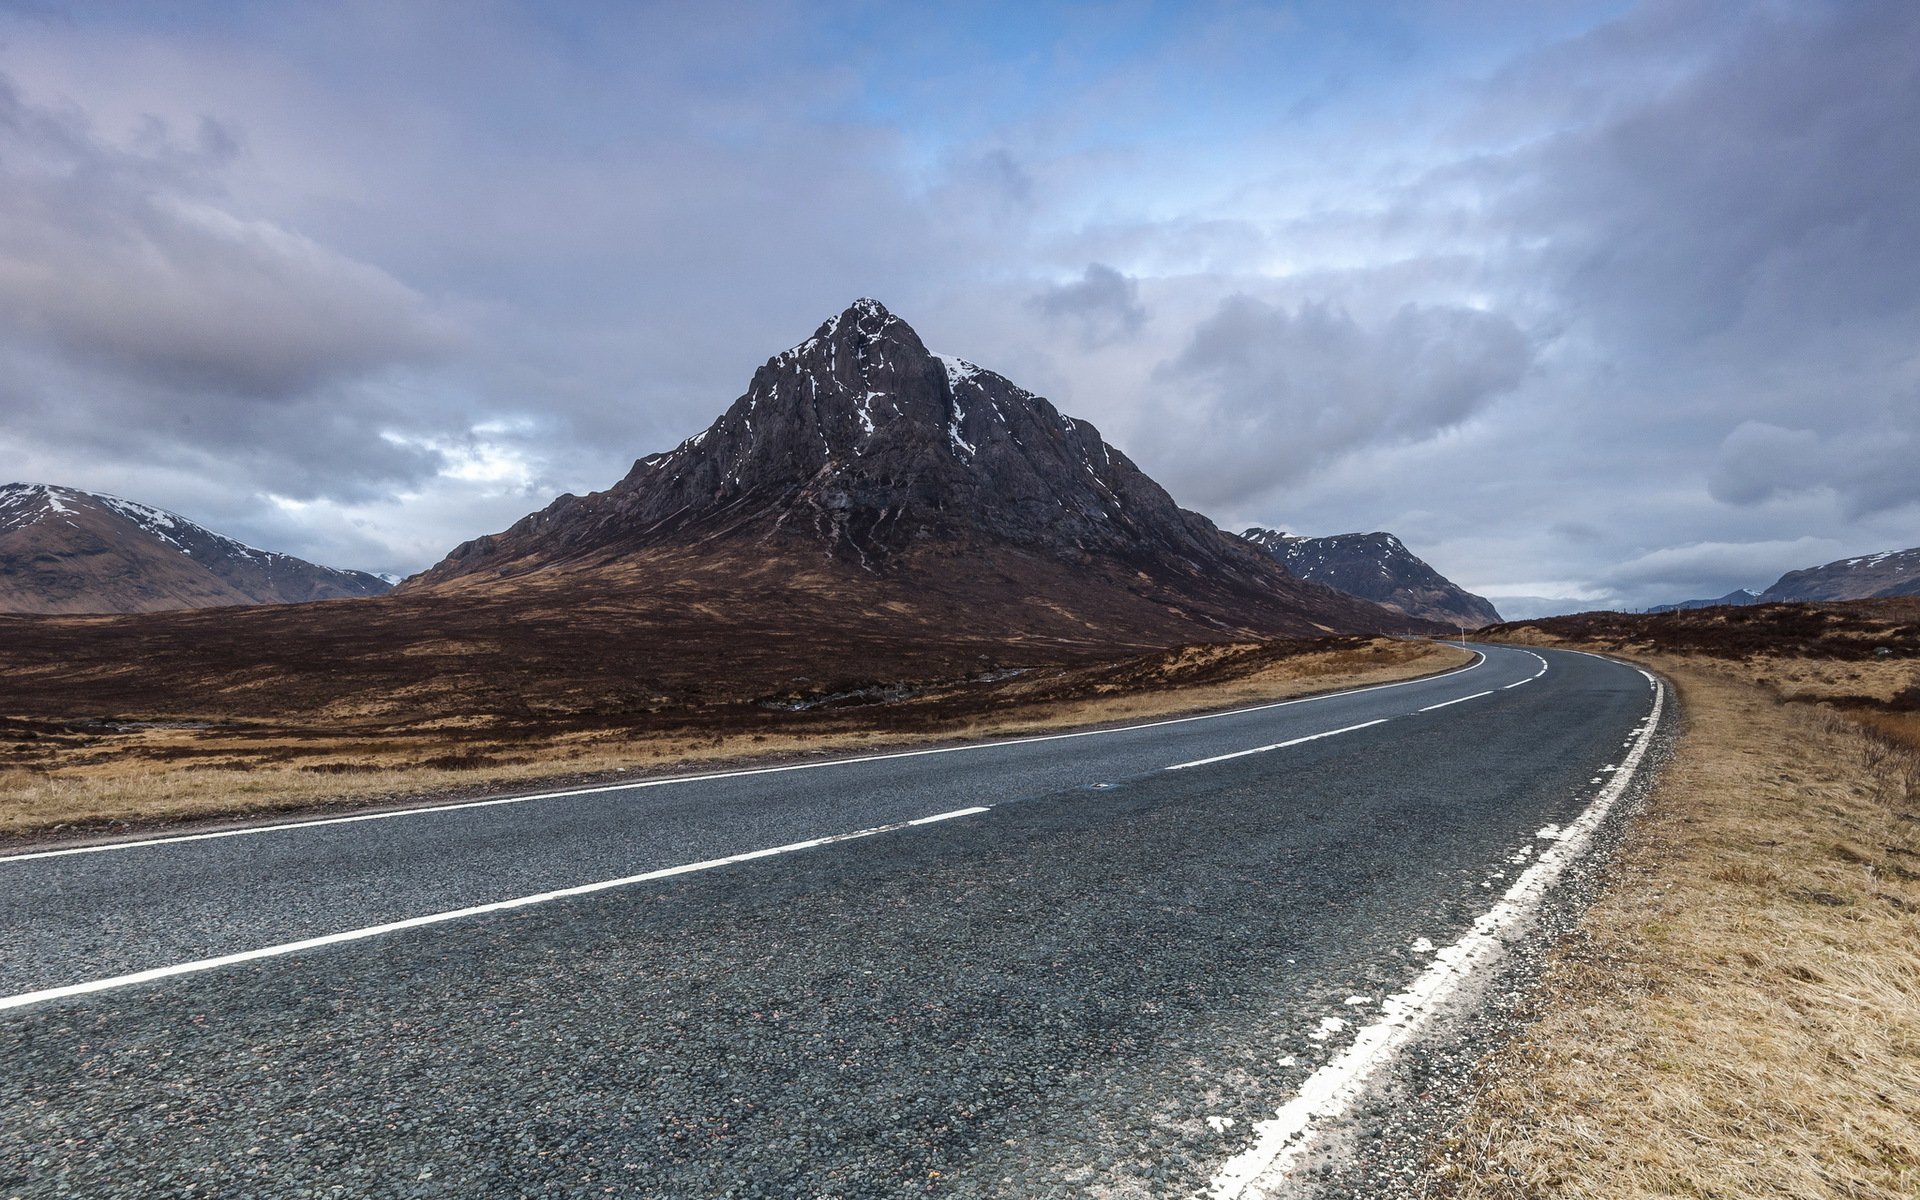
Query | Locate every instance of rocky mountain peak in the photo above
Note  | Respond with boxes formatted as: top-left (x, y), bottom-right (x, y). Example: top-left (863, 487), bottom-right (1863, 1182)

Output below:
top-left (409, 301), bottom-right (1417, 638)
top-left (425, 299), bottom-right (1278, 581)
top-left (1239, 526), bottom-right (1501, 628)
top-left (640, 294), bottom-right (986, 488)
top-left (1239, 527), bottom-right (1299, 554)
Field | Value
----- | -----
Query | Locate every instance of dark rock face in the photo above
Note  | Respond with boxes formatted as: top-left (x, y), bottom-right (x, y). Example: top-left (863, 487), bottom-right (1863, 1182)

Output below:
top-left (1646, 588), bottom-right (1761, 614)
top-left (413, 299), bottom-right (1411, 637)
top-left (0, 483), bottom-right (392, 614)
top-left (1240, 527), bottom-right (1502, 628)
top-left (1760, 547), bottom-right (1920, 602)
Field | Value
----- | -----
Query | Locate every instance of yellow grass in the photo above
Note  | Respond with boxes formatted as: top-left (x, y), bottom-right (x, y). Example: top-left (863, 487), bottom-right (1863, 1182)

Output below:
top-left (1439, 656), bottom-right (1920, 1199)
top-left (0, 640), bottom-right (1471, 842)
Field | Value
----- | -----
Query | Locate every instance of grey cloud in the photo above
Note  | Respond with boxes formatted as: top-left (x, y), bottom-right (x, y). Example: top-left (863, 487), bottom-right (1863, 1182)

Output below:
top-left (1708, 421), bottom-right (1920, 517)
top-left (965, 148), bottom-right (1035, 210)
top-left (1030, 263), bottom-right (1147, 347)
top-left (1516, 3), bottom-right (1920, 351)
top-left (4, 0), bottom-right (1913, 597)
top-left (0, 77), bottom-right (452, 400)
top-left (1149, 296), bottom-right (1531, 509)
top-left (1549, 521), bottom-right (1604, 544)
top-left (1600, 536), bottom-right (1844, 600)
top-left (0, 69), bottom-right (471, 509)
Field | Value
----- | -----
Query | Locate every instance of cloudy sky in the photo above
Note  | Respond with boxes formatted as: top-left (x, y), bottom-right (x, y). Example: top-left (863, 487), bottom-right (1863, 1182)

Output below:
top-left (2, 0), bottom-right (1915, 615)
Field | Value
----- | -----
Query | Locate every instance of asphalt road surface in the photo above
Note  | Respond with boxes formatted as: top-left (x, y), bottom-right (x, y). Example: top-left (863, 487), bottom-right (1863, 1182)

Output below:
top-left (2, 644), bottom-right (1663, 1198)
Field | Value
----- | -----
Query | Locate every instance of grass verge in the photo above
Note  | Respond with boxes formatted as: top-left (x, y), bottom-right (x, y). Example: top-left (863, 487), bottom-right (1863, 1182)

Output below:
top-left (1436, 654), bottom-right (1919, 1199)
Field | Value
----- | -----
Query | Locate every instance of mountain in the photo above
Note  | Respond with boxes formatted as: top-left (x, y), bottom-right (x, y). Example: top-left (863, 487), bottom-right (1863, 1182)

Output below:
top-left (0, 483), bottom-right (393, 615)
top-left (1239, 528), bottom-right (1503, 628)
top-left (409, 298), bottom-right (1415, 640)
top-left (1645, 588), bottom-right (1761, 614)
top-left (1760, 547), bottom-right (1920, 602)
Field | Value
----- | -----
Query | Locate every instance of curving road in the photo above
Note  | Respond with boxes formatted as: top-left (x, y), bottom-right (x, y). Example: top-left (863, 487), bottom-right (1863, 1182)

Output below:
top-left (1, 643), bottom-right (1663, 1198)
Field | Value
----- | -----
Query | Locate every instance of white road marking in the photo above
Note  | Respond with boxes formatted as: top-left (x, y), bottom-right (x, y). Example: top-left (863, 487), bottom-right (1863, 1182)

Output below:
top-left (0, 654), bottom-right (1489, 864)
top-left (1417, 690), bottom-right (1493, 712)
top-left (1163, 720), bottom-right (1389, 772)
top-left (0, 806), bottom-right (992, 1013)
top-left (1209, 664), bottom-right (1665, 1200)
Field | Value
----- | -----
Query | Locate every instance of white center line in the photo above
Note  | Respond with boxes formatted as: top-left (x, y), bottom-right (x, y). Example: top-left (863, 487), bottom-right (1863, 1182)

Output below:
top-left (0, 806), bottom-right (992, 1014)
top-left (0, 653), bottom-right (1489, 864)
top-left (1164, 720), bottom-right (1389, 772)
top-left (1417, 690), bottom-right (1493, 712)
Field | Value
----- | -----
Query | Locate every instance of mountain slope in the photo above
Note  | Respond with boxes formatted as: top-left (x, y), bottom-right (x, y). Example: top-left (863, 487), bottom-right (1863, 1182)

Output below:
top-left (0, 483), bottom-right (392, 615)
top-left (1239, 528), bottom-right (1502, 628)
top-left (411, 299), bottom-right (1415, 640)
top-left (1760, 547), bottom-right (1920, 602)
top-left (1646, 588), bottom-right (1762, 614)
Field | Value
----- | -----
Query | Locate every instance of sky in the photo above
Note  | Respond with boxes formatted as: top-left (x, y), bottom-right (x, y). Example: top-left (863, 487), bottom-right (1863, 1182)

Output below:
top-left (1, 0), bottom-right (1915, 616)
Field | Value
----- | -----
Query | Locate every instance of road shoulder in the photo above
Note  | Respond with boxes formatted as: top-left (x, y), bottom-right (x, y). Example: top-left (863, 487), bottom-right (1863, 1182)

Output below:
top-left (1432, 652), bottom-right (1920, 1199)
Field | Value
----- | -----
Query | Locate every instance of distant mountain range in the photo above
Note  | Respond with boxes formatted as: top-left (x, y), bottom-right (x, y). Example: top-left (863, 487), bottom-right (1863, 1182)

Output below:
top-left (1239, 528), bottom-right (1501, 628)
top-left (1645, 588), bottom-right (1762, 614)
top-left (5, 302), bottom-right (1509, 640)
top-left (408, 298), bottom-right (1423, 640)
top-left (1646, 546), bottom-right (1920, 612)
top-left (0, 483), bottom-right (392, 614)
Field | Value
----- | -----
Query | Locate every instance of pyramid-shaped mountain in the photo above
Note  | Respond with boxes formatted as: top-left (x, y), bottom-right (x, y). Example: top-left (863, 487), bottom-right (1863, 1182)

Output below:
top-left (411, 300), bottom-right (1414, 639)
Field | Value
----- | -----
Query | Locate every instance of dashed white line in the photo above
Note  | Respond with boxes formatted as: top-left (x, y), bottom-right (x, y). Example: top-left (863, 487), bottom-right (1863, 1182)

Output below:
top-left (0, 806), bottom-right (992, 1013)
top-left (0, 654), bottom-right (1488, 864)
top-left (1417, 690), bottom-right (1493, 712)
top-left (1164, 720), bottom-right (1389, 772)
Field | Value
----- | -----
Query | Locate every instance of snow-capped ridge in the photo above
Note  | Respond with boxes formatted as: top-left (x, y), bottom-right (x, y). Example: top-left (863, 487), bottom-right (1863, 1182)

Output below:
top-left (1239, 526), bottom-right (1502, 627)
top-left (0, 482), bottom-right (396, 614)
top-left (1758, 544), bottom-right (1920, 602)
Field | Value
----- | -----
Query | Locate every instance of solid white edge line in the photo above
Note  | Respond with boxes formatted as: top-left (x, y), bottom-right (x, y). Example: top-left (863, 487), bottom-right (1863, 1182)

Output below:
top-left (1207, 659), bottom-right (1664, 1199)
top-left (1164, 720), bottom-right (1390, 772)
top-left (0, 806), bottom-right (993, 1013)
top-left (1416, 690), bottom-right (1493, 712)
top-left (2, 651), bottom-right (1490, 864)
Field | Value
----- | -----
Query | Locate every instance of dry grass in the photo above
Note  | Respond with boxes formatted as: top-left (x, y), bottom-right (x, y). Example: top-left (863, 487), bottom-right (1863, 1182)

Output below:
top-left (0, 639), bottom-right (1468, 844)
top-left (1438, 655), bottom-right (1920, 1199)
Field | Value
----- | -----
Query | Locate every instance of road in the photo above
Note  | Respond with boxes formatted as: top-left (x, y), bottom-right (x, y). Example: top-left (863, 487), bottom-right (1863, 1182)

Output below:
top-left (1, 643), bottom-right (1663, 1198)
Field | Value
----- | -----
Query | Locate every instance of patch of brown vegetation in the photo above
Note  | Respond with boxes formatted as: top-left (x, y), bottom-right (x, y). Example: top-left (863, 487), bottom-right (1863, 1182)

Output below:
top-left (0, 634), bottom-right (1468, 844)
top-left (1487, 596), bottom-right (1920, 662)
top-left (1440, 611), bottom-right (1920, 1199)
top-left (0, 542), bottom-right (1415, 730)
